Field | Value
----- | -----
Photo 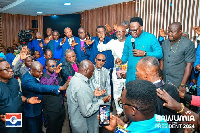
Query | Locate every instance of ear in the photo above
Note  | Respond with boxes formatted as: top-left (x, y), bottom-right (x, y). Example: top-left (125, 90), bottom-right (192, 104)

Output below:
top-left (45, 66), bottom-right (48, 70)
top-left (131, 107), bottom-right (137, 116)
top-left (140, 26), bottom-right (143, 30)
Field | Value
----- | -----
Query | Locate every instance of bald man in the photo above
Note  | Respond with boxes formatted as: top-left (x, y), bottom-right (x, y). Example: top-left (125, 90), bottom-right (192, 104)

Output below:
top-left (22, 61), bottom-right (69, 133)
top-left (59, 27), bottom-right (80, 62)
top-left (67, 60), bottom-right (111, 133)
top-left (98, 25), bottom-right (127, 116)
top-left (160, 22), bottom-right (196, 90)
top-left (136, 56), bottom-right (180, 132)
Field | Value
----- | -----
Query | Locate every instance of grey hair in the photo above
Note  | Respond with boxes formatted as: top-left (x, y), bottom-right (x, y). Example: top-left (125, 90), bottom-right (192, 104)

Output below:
top-left (140, 56), bottom-right (160, 68)
top-left (121, 21), bottom-right (130, 26)
top-left (65, 49), bottom-right (74, 55)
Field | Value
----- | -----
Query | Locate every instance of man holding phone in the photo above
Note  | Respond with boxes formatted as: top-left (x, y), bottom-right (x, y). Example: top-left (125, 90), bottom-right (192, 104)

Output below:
top-left (67, 60), bottom-right (111, 133)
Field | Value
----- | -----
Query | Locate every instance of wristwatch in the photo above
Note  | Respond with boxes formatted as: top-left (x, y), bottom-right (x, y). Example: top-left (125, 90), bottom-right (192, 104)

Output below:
top-left (144, 51), bottom-right (147, 56)
top-left (180, 84), bottom-right (186, 88)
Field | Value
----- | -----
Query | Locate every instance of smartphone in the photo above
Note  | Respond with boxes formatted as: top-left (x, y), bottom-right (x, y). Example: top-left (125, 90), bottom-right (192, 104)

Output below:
top-left (99, 105), bottom-right (110, 126)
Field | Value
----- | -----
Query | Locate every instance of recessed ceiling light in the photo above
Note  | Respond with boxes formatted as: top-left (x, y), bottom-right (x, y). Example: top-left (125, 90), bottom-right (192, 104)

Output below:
top-left (64, 2), bottom-right (71, 6)
top-left (37, 12), bottom-right (42, 14)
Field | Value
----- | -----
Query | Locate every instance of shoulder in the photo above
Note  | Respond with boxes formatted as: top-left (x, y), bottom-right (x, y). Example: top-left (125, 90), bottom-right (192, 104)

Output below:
top-left (181, 37), bottom-right (195, 47)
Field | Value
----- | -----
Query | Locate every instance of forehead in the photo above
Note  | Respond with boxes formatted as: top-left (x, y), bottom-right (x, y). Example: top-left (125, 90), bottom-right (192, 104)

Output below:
top-left (96, 54), bottom-right (105, 59)
top-left (116, 26), bottom-right (125, 31)
top-left (53, 32), bottom-right (59, 35)
top-left (97, 27), bottom-right (105, 31)
top-left (168, 24), bottom-right (180, 31)
top-left (34, 51), bottom-right (40, 54)
top-left (46, 51), bottom-right (52, 55)
top-left (65, 28), bottom-right (72, 32)
top-left (47, 28), bottom-right (52, 32)
top-left (66, 51), bottom-right (75, 56)
top-left (47, 60), bottom-right (56, 65)
top-left (0, 61), bottom-right (9, 69)
top-left (25, 56), bottom-right (33, 61)
top-left (130, 22), bottom-right (140, 28)
top-left (78, 28), bottom-right (85, 32)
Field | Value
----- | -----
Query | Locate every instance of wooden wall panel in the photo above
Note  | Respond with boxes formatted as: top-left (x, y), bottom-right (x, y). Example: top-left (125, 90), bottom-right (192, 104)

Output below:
top-left (136, 0), bottom-right (200, 47)
top-left (0, 13), bottom-right (44, 48)
top-left (81, 1), bottom-right (137, 36)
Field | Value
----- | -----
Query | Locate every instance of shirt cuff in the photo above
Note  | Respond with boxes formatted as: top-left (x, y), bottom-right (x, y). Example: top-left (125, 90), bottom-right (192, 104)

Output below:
top-left (60, 42), bottom-right (64, 46)
top-left (184, 93), bottom-right (192, 103)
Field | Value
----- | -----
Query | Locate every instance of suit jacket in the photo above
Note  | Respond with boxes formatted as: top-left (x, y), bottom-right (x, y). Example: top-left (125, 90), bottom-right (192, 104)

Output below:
top-left (86, 36), bottom-right (114, 69)
top-left (13, 59), bottom-right (29, 79)
top-left (61, 59), bottom-right (79, 83)
top-left (45, 38), bottom-right (63, 57)
top-left (154, 80), bottom-right (180, 116)
top-left (60, 36), bottom-right (80, 63)
top-left (74, 38), bottom-right (90, 62)
top-left (30, 39), bottom-right (45, 57)
top-left (22, 72), bottom-right (59, 117)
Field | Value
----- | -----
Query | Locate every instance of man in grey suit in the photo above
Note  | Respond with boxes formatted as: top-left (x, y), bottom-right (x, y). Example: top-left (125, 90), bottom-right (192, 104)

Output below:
top-left (67, 60), bottom-right (111, 133)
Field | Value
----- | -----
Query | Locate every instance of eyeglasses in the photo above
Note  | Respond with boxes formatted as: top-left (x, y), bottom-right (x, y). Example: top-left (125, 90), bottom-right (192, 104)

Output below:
top-left (118, 99), bottom-right (139, 110)
top-left (129, 29), bottom-right (140, 33)
top-left (50, 65), bottom-right (56, 68)
top-left (97, 59), bottom-right (106, 62)
top-left (116, 31), bottom-right (125, 34)
top-left (97, 31), bottom-right (105, 34)
top-left (0, 68), bottom-right (12, 72)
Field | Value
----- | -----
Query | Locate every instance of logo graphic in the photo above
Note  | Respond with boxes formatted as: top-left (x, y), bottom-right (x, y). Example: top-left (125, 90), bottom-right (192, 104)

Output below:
top-left (6, 113), bottom-right (22, 127)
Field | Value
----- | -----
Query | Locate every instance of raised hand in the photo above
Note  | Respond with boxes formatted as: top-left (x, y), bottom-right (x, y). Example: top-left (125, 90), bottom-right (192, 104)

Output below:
top-left (39, 42), bottom-right (43, 48)
top-left (157, 88), bottom-right (181, 111)
top-left (159, 28), bottom-right (167, 37)
top-left (105, 24), bottom-right (112, 32)
top-left (113, 24), bottom-right (118, 31)
top-left (193, 26), bottom-right (200, 35)
top-left (102, 95), bottom-right (111, 103)
top-left (20, 52), bottom-right (28, 60)
top-left (115, 58), bottom-right (122, 65)
top-left (85, 37), bottom-right (95, 45)
top-left (94, 87), bottom-right (106, 97)
top-left (61, 37), bottom-right (67, 44)
top-left (28, 97), bottom-right (41, 104)
top-left (55, 63), bottom-right (62, 74)
top-left (71, 40), bottom-right (78, 47)
top-left (0, 114), bottom-right (6, 122)
top-left (44, 37), bottom-right (51, 44)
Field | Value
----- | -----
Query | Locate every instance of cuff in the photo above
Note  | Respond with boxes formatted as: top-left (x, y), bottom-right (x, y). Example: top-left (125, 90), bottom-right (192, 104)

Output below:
top-left (184, 93), bottom-right (192, 103)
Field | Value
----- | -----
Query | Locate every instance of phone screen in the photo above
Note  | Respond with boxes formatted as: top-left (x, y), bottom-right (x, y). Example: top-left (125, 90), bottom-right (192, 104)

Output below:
top-left (99, 105), bottom-right (110, 126)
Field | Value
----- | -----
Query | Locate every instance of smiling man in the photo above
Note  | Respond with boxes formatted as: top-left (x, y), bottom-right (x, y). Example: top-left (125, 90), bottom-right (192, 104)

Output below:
top-left (116, 17), bottom-right (163, 83)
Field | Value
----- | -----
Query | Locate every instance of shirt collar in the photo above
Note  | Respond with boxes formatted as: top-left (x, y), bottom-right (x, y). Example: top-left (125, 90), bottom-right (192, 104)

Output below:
top-left (29, 71), bottom-right (40, 82)
top-left (74, 72), bottom-right (89, 82)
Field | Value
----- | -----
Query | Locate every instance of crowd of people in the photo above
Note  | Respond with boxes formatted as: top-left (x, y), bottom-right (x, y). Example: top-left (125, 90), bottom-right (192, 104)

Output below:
top-left (0, 16), bottom-right (200, 133)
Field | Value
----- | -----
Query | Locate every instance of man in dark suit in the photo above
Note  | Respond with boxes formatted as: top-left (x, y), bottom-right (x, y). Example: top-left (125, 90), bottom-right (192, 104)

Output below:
top-left (85, 25), bottom-right (114, 69)
top-left (61, 49), bottom-right (79, 83)
top-left (59, 27), bottom-right (80, 63)
top-left (45, 31), bottom-right (63, 63)
top-left (136, 56), bottom-right (180, 132)
top-left (40, 59), bottom-right (68, 133)
top-left (22, 61), bottom-right (69, 133)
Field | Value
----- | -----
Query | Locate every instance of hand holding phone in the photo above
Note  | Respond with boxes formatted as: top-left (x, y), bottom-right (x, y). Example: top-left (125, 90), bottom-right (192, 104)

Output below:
top-left (99, 105), bottom-right (110, 126)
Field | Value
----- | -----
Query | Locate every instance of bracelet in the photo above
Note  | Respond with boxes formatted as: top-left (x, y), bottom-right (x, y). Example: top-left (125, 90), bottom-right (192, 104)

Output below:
top-left (180, 84), bottom-right (186, 88)
top-left (177, 103), bottom-right (184, 113)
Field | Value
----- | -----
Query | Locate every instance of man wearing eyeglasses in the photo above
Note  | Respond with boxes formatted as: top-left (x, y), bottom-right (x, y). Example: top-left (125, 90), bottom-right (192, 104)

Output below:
top-left (89, 54), bottom-right (111, 101)
top-left (98, 25), bottom-right (127, 117)
top-left (101, 80), bottom-right (170, 133)
top-left (116, 17), bottom-right (163, 83)
top-left (40, 59), bottom-right (67, 133)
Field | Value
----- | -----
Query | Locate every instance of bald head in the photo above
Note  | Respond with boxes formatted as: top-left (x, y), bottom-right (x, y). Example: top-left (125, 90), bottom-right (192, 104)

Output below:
top-left (78, 60), bottom-right (94, 79)
top-left (136, 57), bottom-right (160, 82)
top-left (30, 61), bottom-right (43, 70)
top-left (30, 61), bottom-right (43, 78)
top-left (170, 22), bottom-right (182, 31)
top-left (116, 25), bottom-right (126, 41)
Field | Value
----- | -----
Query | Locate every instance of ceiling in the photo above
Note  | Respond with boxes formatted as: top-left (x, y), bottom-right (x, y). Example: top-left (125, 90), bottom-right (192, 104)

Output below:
top-left (0, 0), bottom-right (132, 16)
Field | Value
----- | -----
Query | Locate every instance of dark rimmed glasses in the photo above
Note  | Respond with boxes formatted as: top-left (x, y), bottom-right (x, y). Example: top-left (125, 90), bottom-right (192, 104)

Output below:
top-left (118, 98), bottom-right (139, 111)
